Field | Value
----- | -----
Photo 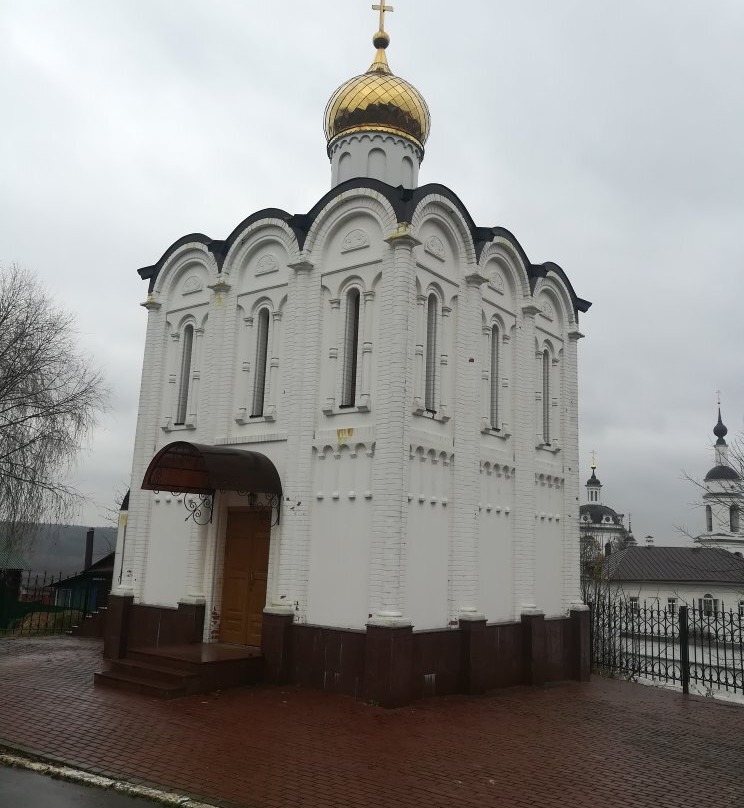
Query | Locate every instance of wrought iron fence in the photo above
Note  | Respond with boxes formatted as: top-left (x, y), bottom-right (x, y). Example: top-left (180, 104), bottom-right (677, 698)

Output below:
top-left (0, 569), bottom-right (92, 637)
top-left (590, 598), bottom-right (744, 695)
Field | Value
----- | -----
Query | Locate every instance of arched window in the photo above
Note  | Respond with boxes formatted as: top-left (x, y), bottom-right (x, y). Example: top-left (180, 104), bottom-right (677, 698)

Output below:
top-left (175, 324), bottom-right (194, 425)
top-left (402, 156), bottom-right (414, 187)
top-left (706, 505), bottom-right (713, 533)
top-left (425, 294), bottom-right (438, 413)
top-left (490, 324), bottom-right (500, 430)
top-left (542, 349), bottom-right (551, 444)
top-left (367, 148), bottom-right (386, 180)
top-left (338, 152), bottom-right (352, 183)
top-left (341, 289), bottom-right (361, 407)
top-left (700, 594), bottom-right (716, 616)
top-left (251, 308), bottom-right (270, 417)
top-left (730, 505), bottom-right (740, 532)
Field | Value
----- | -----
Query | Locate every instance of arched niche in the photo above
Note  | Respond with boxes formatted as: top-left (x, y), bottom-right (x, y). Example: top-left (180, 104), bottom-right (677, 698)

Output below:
top-left (233, 238), bottom-right (290, 296)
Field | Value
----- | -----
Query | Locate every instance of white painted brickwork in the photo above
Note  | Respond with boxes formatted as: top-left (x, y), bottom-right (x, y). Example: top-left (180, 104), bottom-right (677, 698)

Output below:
top-left (115, 184), bottom-right (586, 633)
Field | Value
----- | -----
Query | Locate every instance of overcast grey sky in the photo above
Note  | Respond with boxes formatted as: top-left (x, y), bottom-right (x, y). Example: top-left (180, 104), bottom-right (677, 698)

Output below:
top-left (2, 1), bottom-right (743, 541)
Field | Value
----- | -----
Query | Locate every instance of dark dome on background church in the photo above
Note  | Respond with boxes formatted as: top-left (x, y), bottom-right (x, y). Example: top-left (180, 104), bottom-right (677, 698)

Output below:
top-left (704, 465), bottom-right (740, 482)
top-left (579, 503), bottom-right (622, 525)
top-left (704, 407), bottom-right (740, 482)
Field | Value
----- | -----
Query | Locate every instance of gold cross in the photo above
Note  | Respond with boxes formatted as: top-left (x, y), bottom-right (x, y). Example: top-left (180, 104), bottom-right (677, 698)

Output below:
top-left (716, 389), bottom-right (721, 406)
top-left (372, 2), bottom-right (394, 32)
top-left (590, 449), bottom-right (597, 469)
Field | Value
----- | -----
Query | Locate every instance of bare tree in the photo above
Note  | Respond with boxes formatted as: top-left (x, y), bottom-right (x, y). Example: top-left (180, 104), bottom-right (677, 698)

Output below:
top-left (0, 263), bottom-right (108, 547)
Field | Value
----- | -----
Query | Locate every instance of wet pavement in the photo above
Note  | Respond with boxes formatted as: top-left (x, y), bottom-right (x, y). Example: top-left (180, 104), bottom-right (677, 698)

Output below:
top-left (1, 635), bottom-right (743, 808)
top-left (0, 764), bottom-right (160, 808)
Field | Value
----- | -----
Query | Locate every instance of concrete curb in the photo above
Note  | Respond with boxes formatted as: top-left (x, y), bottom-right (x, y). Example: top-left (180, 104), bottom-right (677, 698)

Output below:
top-left (0, 750), bottom-right (224, 808)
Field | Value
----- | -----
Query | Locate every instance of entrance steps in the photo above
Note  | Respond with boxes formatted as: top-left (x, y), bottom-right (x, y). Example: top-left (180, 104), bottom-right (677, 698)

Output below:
top-left (95, 643), bottom-right (264, 699)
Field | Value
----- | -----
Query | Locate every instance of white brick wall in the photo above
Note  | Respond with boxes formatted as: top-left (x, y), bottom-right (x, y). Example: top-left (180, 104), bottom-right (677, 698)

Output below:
top-left (115, 186), bottom-right (586, 632)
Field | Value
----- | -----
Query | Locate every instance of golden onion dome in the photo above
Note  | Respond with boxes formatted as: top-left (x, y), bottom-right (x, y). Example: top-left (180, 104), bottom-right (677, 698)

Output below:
top-left (324, 29), bottom-right (431, 153)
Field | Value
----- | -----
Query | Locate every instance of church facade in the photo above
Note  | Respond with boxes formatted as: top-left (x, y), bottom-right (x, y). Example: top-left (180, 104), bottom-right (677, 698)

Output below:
top-left (106, 10), bottom-right (591, 705)
top-left (696, 408), bottom-right (744, 552)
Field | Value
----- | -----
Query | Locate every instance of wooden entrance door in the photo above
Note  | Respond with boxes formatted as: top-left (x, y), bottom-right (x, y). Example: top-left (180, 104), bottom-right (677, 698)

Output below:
top-left (220, 510), bottom-right (271, 646)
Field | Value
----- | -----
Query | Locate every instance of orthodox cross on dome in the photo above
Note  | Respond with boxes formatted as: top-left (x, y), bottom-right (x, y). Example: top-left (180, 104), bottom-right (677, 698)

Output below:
top-left (716, 389), bottom-right (721, 406)
top-left (590, 449), bottom-right (597, 470)
top-left (372, 2), bottom-right (394, 33)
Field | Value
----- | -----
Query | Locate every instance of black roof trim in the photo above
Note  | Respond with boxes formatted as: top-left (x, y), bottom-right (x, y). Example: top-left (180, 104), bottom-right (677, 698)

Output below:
top-left (136, 180), bottom-right (591, 318)
top-left (539, 261), bottom-right (592, 314)
top-left (218, 208), bottom-right (305, 270)
top-left (138, 233), bottom-right (213, 293)
top-left (476, 227), bottom-right (591, 317)
top-left (301, 178), bottom-right (409, 234)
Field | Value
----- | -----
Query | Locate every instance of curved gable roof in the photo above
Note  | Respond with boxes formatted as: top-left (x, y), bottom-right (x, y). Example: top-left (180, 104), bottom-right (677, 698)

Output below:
top-left (137, 233), bottom-right (212, 291)
top-left (135, 180), bottom-right (591, 318)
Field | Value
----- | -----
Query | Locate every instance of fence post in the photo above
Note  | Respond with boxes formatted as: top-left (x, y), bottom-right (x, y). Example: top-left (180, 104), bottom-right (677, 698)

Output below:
top-left (588, 601), bottom-right (594, 670)
top-left (679, 605), bottom-right (689, 695)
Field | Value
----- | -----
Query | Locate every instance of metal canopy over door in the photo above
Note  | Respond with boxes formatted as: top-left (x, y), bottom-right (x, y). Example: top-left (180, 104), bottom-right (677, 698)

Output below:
top-left (220, 510), bottom-right (271, 646)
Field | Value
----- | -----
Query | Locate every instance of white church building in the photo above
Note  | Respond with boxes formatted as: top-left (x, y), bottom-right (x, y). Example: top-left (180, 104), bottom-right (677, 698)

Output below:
top-left (696, 408), bottom-right (744, 552)
top-left (102, 8), bottom-right (592, 705)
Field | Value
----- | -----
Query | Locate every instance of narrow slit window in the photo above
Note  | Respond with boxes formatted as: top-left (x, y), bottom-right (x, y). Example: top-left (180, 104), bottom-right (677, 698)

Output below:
top-left (542, 349), bottom-right (550, 444)
top-left (425, 294), bottom-right (438, 413)
top-left (252, 308), bottom-right (270, 417)
top-left (340, 289), bottom-right (361, 407)
top-left (490, 325), bottom-right (500, 430)
top-left (175, 324), bottom-right (194, 425)
top-left (706, 504), bottom-right (713, 533)
top-left (730, 505), bottom-right (739, 532)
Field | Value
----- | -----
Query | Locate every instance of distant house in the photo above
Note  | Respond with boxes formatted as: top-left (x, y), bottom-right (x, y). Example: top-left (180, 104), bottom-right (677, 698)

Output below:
top-left (607, 545), bottom-right (744, 616)
top-left (0, 539), bottom-right (29, 575)
top-left (50, 552), bottom-right (115, 614)
top-left (0, 539), bottom-right (30, 626)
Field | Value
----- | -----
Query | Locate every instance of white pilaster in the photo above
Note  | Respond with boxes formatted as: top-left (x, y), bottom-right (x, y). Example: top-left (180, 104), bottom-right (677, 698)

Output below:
top-left (265, 310), bottom-right (282, 420)
top-left (369, 224), bottom-right (420, 619)
top-left (359, 289), bottom-right (375, 410)
top-left (513, 304), bottom-right (541, 615)
top-left (272, 257), bottom-right (317, 618)
top-left (450, 271), bottom-right (486, 619)
top-left (122, 295), bottom-right (166, 600)
top-left (181, 519), bottom-right (210, 603)
top-left (562, 330), bottom-right (583, 609)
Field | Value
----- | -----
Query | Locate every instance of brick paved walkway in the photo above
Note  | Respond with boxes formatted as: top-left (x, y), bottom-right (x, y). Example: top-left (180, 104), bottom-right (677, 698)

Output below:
top-left (1, 636), bottom-right (742, 808)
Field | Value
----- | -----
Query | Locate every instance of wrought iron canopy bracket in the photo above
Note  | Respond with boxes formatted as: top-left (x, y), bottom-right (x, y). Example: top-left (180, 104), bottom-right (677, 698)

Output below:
top-left (235, 490), bottom-right (281, 526)
top-left (152, 490), bottom-right (214, 525)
